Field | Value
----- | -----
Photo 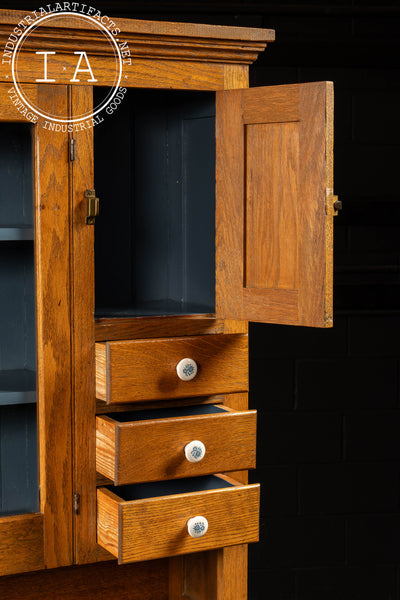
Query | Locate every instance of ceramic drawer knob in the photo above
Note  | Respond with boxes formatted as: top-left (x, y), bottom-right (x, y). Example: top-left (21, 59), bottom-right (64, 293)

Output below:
top-left (176, 358), bottom-right (198, 381)
top-left (187, 515), bottom-right (209, 538)
top-left (184, 440), bottom-right (206, 463)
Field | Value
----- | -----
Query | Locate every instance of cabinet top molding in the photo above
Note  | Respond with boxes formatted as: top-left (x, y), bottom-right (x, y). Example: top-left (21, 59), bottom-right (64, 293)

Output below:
top-left (0, 9), bottom-right (274, 65)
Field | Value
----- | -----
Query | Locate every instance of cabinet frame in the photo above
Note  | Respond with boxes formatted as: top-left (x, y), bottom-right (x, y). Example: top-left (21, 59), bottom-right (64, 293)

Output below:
top-left (0, 10), bottom-right (335, 600)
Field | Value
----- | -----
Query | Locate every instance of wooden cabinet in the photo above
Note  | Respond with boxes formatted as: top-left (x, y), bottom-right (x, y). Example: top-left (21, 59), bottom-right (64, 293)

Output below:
top-left (0, 9), bottom-right (334, 599)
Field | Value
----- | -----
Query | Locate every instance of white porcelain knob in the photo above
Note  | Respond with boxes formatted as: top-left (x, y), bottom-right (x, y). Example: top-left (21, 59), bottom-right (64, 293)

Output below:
top-left (184, 440), bottom-right (206, 463)
top-left (176, 358), bottom-right (198, 381)
top-left (187, 516), bottom-right (208, 538)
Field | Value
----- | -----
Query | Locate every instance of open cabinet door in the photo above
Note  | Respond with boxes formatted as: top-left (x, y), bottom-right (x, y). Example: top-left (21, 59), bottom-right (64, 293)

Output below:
top-left (216, 82), bottom-right (334, 327)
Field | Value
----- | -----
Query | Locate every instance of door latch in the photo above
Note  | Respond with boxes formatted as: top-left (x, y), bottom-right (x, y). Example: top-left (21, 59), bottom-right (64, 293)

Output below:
top-left (332, 194), bottom-right (342, 216)
top-left (85, 189), bottom-right (99, 225)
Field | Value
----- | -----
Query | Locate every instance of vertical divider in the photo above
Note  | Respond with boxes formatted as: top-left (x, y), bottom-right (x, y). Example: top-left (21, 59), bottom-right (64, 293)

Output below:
top-left (34, 84), bottom-right (73, 567)
top-left (69, 86), bottom-right (103, 563)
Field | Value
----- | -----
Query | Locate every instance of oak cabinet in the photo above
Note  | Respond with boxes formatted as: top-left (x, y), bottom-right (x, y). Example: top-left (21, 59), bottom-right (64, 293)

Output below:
top-left (0, 9), bottom-right (334, 599)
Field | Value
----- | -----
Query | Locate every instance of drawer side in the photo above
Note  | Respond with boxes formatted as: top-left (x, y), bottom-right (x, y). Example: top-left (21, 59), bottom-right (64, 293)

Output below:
top-left (96, 416), bottom-right (117, 481)
top-left (97, 488), bottom-right (120, 558)
top-left (95, 342), bottom-right (108, 402)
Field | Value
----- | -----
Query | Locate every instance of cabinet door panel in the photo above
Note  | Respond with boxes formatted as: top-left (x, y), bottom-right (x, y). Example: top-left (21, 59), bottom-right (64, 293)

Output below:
top-left (0, 83), bottom-right (73, 574)
top-left (216, 82), bottom-right (334, 327)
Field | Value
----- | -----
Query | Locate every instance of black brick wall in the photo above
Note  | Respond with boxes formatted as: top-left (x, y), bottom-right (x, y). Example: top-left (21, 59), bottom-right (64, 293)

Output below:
top-left (1, 1), bottom-right (399, 597)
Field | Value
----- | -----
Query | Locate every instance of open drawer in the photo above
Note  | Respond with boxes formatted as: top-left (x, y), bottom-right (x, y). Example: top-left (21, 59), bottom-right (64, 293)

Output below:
top-left (96, 404), bottom-right (256, 485)
top-left (97, 474), bottom-right (260, 563)
top-left (95, 334), bottom-right (248, 403)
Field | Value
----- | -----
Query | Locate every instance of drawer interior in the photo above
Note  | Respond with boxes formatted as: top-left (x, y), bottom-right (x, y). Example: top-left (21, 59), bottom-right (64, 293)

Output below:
top-left (106, 404), bottom-right (227, 423)
top-left (106, 474), bottom-right (234, 501)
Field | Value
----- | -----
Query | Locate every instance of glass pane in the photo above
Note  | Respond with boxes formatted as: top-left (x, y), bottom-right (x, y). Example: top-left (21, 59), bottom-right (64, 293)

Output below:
top-left (0, 123), bottom-right (38, 515)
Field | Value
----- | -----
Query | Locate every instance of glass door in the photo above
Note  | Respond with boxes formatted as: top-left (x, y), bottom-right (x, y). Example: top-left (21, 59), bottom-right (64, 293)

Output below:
top-left (0, 83), bottom-right (73, 575)
top-left (0, 121), bottom-right (38, 515)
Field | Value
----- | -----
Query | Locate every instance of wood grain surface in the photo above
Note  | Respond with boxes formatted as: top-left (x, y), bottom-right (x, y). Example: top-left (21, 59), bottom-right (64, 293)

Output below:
top-left (181, 545), bottom-right (249, 600)
top-left (216, 82), bottom-right (334, 327)
top-left (0, 10), bottom-right (274, 40)
top-left (1, 56), bottom-right (227, 91)
top-left (0, 84), bottom-right (38, 121)
top-left (0, 10), bottom-right (273, 87)
top-left (95, 317), bottom-right (247, 342)
top-left (0, 11), bottom-right (273, 74)
top-left (216, 545), bottom-right (249, 600)
top-left (97, 479), bottom-right (259, 563)
top-left (34, 84), bottom-right (73, 568)
top-left (246, 121), bottom-right (298, 291)
top-left (97, 488), bottom-right (120, 559)
top-left (69, 86), bottom-right (99, 565)
top-left (96, 316), bottom-right (222, 341)
top-left (0, 559), bottom-right (168, 600)
top-left (96, 408), bottom-right (256, 484)
top-left (184, 550), bottom-right (219, 599)
top-left (96, 334), bottom-right (249, 403)
top-left (222, 392), bottom-right (249, 484)
top-left (0, 514), bottom-right (44, 576)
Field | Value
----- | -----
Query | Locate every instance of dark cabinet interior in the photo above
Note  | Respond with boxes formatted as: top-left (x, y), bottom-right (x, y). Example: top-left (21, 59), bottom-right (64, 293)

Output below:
top-left (106, 474), bottom-right (234, 503)
top-left (94, 89), bottom-right (216, 318)
top-left (0, 123), bottom-right (38, 515)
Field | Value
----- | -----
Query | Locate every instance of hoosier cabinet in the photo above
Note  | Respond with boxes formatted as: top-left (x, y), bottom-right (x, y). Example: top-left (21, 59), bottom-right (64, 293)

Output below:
top-left (0, 8), bottom-right (335, 599)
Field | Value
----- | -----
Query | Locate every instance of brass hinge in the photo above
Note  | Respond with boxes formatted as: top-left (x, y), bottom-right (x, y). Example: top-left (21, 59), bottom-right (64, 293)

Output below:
top-left (85, 189), bottom-right (99, 225)
top-left (69, 138), bottom-right (76, 162)
top-left (73, 492), bottom-right (80, 515)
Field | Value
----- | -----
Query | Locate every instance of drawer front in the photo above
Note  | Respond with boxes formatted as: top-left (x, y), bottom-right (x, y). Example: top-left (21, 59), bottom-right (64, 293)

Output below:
top-left (96, 334), bottom-right (248, 403)
top-left (96, 407), bottom-right (256, 485)
top-left (97, 478), bottom-right (259, 563)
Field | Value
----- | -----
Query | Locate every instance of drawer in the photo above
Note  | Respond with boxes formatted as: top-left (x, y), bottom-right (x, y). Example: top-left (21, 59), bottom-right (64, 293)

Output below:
top-left (97, 475), bottom-right (259, 563)
top-left (96, 404), bottom-right (256, 485)
top-left (96, 334), bottom-right (248, 404)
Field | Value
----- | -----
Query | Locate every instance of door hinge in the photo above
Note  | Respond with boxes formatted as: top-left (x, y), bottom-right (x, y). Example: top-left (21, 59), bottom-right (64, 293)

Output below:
top-left (70, 137), bottom-right (76, 162)
top-left (74, 492), bottom-right (80, 515)
top-left (85, 189), bottom-right (99, 225)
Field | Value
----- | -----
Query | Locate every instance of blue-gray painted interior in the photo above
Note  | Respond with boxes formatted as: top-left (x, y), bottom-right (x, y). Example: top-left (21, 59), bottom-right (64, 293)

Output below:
top-left (107, 474), bottom-right (234, 501)
top-left (94, 89), bottom-right (215, 317)
top-left (0, 123), bottom-right (38, 514)
top-left (107, 403), bottom-right (226, 423)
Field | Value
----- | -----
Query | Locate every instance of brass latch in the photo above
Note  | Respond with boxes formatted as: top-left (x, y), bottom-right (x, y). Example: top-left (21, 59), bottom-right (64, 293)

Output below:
top-left (332, 194), bottom-right (342, 217)
top-left (85, 189), bottom-right (99, 225)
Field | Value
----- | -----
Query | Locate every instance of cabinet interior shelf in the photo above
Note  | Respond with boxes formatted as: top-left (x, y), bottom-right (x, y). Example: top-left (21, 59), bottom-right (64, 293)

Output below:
top-left (0, 370), bottom-right (36, 405)
top-left (0, 227), bottom-right (34, 241)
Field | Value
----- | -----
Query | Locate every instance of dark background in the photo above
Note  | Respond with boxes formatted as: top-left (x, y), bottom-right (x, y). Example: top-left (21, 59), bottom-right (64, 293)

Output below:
top-left (2, 1), bottom-right (400, 598)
